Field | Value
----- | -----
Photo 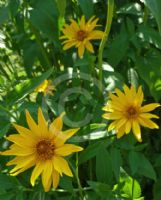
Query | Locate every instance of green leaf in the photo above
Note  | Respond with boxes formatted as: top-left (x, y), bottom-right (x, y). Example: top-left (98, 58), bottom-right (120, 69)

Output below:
top-left (8, 0), bottom-right (19, 17)
top-left (110, 147), bottom-right (122, 181)
top-left (143, 0), bottom-right (161, 34)
top-left (6, 68), bottom-right (53, 106)
top-left (78, 0), bottom-right (94, 19)
top-left (154, 154), bottom-right (161, 167)
top-left (0, 174), bottom-right (18, 190)
top-left (96, 148), bottom-right (113, 184)
top-left (0, 6), bottom-right (9, 26)
top-left (55, 0), bottom-right (66, 17)
top-left (136, 49), bottom-right (161, 100)
top-left (79, 140), bottom-right (111, 165)
top-left (129, 151), bottom-right (141, 175)
top-left (87, 181), bottom-right (113, 199)
top-left (0, 109), bottom-right (10, 137)
top-left (137, 25), bottom-right (161, 49)
top-left (29, 0), bottom-right (58, 40)
top-left (129, 151), bottom-right (156, 180)
top-left (59, 176), bottom-right (73, 193)
top-left (117, 3), bottom-right (142, 16)
top-left (22, 40), bottom-right (38, 76)
top-left (0, 192), bottom-right (15, 200)
top-left (16, 191), bottom-right (24, 200)
top-left (118, 172), bottom-right (142, 199)
top-left (105, 23), bottom-right (129, 67)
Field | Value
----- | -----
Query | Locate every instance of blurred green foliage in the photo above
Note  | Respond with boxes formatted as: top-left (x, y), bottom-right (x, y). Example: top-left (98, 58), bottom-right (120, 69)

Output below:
top-left (0, 0), bottom-right (161, 199)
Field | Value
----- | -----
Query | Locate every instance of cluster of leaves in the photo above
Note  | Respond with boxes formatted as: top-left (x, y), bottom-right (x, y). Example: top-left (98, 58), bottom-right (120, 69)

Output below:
top-left (0, 0), bottom-right (161, 199)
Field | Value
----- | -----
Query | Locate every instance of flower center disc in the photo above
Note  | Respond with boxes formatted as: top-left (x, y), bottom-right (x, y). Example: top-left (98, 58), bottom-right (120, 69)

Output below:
top-left (126, 106), bottom-right (138, 119)
top-left (36, 139), bottom-right (54, 160)
top-left (77, 30), bottom-right (87, 41)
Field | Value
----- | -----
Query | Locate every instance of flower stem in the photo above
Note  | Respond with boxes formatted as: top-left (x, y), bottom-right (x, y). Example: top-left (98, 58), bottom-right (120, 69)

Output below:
top-left (70, 154), bottom-right (84, 200)
top-left (98, 0), bottom-right (114, 94)
top-left (132, 178), bottom-right (135, 200)
top-left (143, 6), bottom-right (149, 25)
top-left (39, 191), bottom-right (45, 200)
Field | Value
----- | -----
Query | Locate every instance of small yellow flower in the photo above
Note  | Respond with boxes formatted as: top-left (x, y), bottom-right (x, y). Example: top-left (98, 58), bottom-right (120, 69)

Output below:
top-left (60, 15), bottom-right (104, 58)
top-left (35, 80), bottom-right (56, 96)
top-left (102, 85), bottom-right (160, 142)
top-left (2, 108), bottom-right (83, 192)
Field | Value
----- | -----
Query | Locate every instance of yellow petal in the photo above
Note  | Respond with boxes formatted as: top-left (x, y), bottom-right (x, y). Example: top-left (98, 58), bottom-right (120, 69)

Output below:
top-left (132, 120), bottom-right (142, 142)
top-left (70, 19), bottom-right (80, 31)
top-left (80, 15), bottom-right (85, 30)
top-left (123, 85), bottom-right (134, 102)
top-left (86, 17), bottom-right (99, 31)
top-left (10, 155), bottom-right (35, 174)
top-left (6, 156), bottom-right (22, 166)
top-left (125, 85), bottom-right (136, 103)
top-left (35, 80), bottom-right (48, 93)
top-left (102, 112), bottom-right (122, 120)
top-left (135, 86), bottom-right (144, 106)
top-left (26, 110), bottom-right (40, 137)
top-left (54, 128), bottom-right (80, 147)
top-left (140, 103), bottom-right (160, 112)
top-left (117, 125), bottom-right (125, 139)
top-left (52, 156), bottom-right (73, 177)
top-left (38, 108), bottom-right (48, 137)
top-left (108, 120), bottom-right (118, 131)
top-left (138, 117), bottom-right (159, 129)
top-left (62, 24), bottom-right (76, 38)
top-left (88, 30), bottom-right (104, 39)
top-left (49, 113), bottom-right (65, 136)
top-left (41, 160), bottom-right (53, 192)
top-left (30, 162), bottom-right (44, 186)
top-left (115, 88), bottom-right (126, 102)
top-left (85, 41), bottom-right (94, 53)
top-left (63, 41), bottom-right (77, 50)
top-left (125, 120), bottom-right (132, 134)
top-left (54, 144), bottom-right (83, 156)
top-left (139, 113), bottom-right (159, 119)
top-left (6, 134), bottom-right (35, 148)
top-left (13, 123), bottom-right (38, 139)
top-left (2, 145), bottom-right (34, 156)
top-left (115, 118), bottom-right (127, 130)
top-left (78, 43), bottom-right (85, 58)
top-left (10, 161), bottom-right (35, 176)
top-left (109, 93), bottom-right (125, 108)
top-left (52, 169), bottom-right (60, 189)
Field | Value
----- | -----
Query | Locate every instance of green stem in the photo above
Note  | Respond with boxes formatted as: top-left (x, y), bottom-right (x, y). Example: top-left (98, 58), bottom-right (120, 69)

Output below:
top-left (54, 187), bottom-right (91, 193)
top-left (98, 0), bottom-right (114, 93)
top-left (131, 178), bottom-right (135, 200)
top-left (39, 191), bottom-right (45, 200)
top-left (143, 6), bottom-right (149, 25)
top-left (70, 155), bottom-right (84, 200)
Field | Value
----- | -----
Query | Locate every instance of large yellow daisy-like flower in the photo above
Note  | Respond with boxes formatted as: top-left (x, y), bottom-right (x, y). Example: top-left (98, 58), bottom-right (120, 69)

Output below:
top-left (35, 80), bottom-right (56, 96)
top-left (2, 108), bottom-right (83, 192)
top-left (102, 85), bottom-right (160, 142)
top-left (60, 15), bottom-right (104, 58)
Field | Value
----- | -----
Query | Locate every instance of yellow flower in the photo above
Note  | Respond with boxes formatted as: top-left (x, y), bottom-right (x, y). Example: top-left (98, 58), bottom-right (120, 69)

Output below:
top-left (60, 15), bottom-right (104, 58)
top-left (35, 80), bottom-right (56, 96)
top-left (2, 108), bottom-right (83, 192)
top-left (102, 85), bottom-right (160, 142)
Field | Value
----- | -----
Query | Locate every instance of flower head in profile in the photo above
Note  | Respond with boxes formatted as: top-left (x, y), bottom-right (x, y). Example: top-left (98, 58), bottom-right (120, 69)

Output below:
top-left (35, 80), bottom-right (56, 96)
top-left (102, 85), bottom-right (160, 142)
top-left (60, 15), bottom-right (104, 58)
top-left (2, 108), bottom-right (83, 192)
